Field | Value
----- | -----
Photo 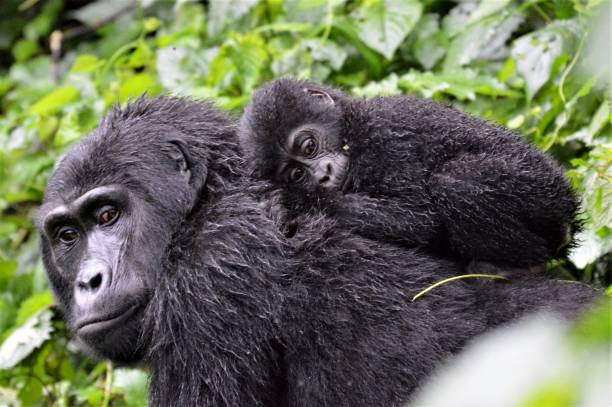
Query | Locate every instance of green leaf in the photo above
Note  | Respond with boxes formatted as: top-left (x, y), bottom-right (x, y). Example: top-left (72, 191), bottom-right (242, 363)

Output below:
top-left (119, 73), bottom-right (159, 102)
top-left (442, 2), bottom-right (476, 38)
top-left (305, 40), bottom-right (348, 70)
top-left (143, 17), bottom-right (161, 33)
top-left (398, 69), bottom-right (519, 100)
top-left (411, 13), bottom-right (447, 70)
top-left (70, 0), bottom-right (130, 28)
top-left (571, 299), bottom-right (612, 347)
top-left (444, 11), bottom-right (523, 71)
top-left (352, 73), bottom-right (401, 97)
top-left (519, 377), bottom-right (577, 407)
top-left (0, 309), bottom-right (53, 369)
top-left (0, 260), bottom-right (17, 283)
top-left (71, 54), bottom-right (106, 73)
top-left (254, 22), bottom-right (312, 34)
top-left (112, 368), bottom-right (149, 407)
top-left (12, 39), bottom-right (39, 62)
top-left (467, 0), bottom-right (512, 24)
top-left (0, 299), bottom-right (17, 334)
top-left (587, 101), bottom-right (611, 142)
top-left (511, 20), bottom-right (580, 98)
top-left (351, 0), bottom-right (423, 59)
top-left (224, 33), bottom-right (268, 93)
top-left (208, 0), bottom-right (259, 38)
top-left (498, 57), bottom-right (516, 82)
top-left (76, 386), bottom-right (104, 405)
top-left (332, 16), bottom-right (384, 77)
top-left (16, 291), bottom-right (54, 325)
top-left (30, 86), bottom-right (80, 115)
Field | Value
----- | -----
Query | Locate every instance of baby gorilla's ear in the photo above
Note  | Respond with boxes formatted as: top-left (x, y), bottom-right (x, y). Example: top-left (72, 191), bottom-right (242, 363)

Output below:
top-left (304, 88), bottom-right (335, 105)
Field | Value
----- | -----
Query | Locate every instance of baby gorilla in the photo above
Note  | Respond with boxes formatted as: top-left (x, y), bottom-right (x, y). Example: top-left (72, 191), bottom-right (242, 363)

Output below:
top-left (239, 78), bottom-right (578, 268)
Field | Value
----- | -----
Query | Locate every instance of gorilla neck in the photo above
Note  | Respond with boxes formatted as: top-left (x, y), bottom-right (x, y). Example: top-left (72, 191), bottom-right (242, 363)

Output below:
top-left (144, 181), bottom-right (289, 406)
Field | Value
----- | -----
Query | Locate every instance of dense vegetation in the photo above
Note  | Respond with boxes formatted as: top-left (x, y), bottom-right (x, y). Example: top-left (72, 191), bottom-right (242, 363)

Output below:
top-left (0, 0), bottom-right (609, 405)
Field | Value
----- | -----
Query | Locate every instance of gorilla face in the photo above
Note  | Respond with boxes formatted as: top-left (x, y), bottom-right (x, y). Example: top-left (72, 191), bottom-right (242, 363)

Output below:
top-left (36, 121), bottom-right (199, 364)
top-left (275, 124), bottom-right (349, 191)
top-left (38, 185), bottom-right (153, 363)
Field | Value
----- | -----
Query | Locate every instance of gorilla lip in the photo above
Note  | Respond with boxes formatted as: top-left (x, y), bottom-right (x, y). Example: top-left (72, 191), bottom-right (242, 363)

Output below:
top-left (75, 303), bottom-right (141, 336)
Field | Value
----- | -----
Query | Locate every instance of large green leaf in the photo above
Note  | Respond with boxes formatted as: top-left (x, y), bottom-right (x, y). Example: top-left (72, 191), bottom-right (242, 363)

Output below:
top-left (15, 291), bottom-right (53, 325)
top-left (70, 54), bottom-right (106, 73)
top-left (0, 309), bottom-right (53, 369)
top-left (398, 69), bottom-right (519, 100)
top-left (224, 33), bottom-right (269, 93)
top-left (350, 0), bottom-right (422, 59)
top-left (511, 20), bottom-right (580, 99)
top-left (208, 0), bottom-right (259, 38)
top-left (119, 73), bottom-right (160, 102)
top-left (443, 11), bottom-right (523, 71)
top-left (30, 85), bottom-right (80, 115)
top-left (411, 13), bottom-right (447, 70)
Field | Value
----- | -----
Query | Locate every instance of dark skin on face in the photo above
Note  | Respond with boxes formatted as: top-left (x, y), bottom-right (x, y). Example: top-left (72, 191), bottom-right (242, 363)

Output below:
top-left (275, 124), bottom-right (349, 192)
top-left (37, 141), bottom-right (192, 364)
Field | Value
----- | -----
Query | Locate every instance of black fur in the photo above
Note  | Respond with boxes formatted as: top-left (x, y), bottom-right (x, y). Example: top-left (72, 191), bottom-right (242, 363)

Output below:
top-left (39, 97), bottom-right (600, 406)
top-left (239, 79), bottom-right (580, 268)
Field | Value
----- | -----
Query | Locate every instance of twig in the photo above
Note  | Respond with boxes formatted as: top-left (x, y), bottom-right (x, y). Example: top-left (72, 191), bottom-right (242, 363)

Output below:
top-left (50, 30), bottom-right (62, 84)
top-left (559, 34), bottom-right (586, 103)
top-left (412, 274), bottom-right (509, 301)
top-left (102, 362), bottom-right (113, 407)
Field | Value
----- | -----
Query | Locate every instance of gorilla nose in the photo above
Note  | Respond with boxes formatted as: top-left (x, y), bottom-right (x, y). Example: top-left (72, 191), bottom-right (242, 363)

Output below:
top-left (318, 163), bottom-right (333, 185)
top-left (78, 272), bottom-right (103, 291)
top-left (75, 261), bottom-right (110, 304)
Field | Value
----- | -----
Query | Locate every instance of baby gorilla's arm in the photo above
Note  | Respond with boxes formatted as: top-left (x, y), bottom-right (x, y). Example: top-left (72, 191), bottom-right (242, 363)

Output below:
top-left (329, 192), bottom-right (441, 247)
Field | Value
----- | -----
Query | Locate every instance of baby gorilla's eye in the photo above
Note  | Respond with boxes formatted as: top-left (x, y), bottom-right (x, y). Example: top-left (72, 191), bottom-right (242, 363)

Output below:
top-left (300, 138), bottom-right (317, 157)
top-left (58, 227), bottom-right (79, 244)
top-left (288, 166), bottom-right (307, 184)
top-left (98, 206), bottom-right (119, 226)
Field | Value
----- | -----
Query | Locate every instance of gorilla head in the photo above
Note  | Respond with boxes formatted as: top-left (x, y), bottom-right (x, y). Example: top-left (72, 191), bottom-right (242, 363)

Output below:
top-left (35, 98), bottom-right (237, 363)
top-left (239, 79), bottom-right (351, 193)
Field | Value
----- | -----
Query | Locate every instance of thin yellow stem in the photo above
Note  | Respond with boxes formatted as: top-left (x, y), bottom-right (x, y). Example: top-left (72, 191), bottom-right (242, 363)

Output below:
top-left (412, 274), bottom-right (509, 301)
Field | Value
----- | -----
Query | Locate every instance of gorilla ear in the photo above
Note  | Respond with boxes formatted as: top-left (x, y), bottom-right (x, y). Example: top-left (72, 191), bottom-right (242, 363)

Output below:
top-left (167, 141), bottom-right (191, 182)
top-left (304, 88), bottom-right (335, 105)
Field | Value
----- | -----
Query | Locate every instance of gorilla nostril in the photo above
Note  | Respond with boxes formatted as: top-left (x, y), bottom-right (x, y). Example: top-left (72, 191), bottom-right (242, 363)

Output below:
top-left (326, 163), bottom-right (333, 174)
top-left (89, 273), bottom-right (103, 290)
top-left (79, 272), bottom-right (103, 291)
top-left (319, 175), bottom-right (330, 184)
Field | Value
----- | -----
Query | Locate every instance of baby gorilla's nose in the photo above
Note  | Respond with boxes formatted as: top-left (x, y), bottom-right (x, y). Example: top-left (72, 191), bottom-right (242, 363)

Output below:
top-left (317, 163), bottom-right (334, 185)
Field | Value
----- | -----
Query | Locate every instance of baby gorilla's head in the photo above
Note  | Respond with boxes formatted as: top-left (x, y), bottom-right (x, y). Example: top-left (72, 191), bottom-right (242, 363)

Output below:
top-left (239, 78), bottom-right (350, 193)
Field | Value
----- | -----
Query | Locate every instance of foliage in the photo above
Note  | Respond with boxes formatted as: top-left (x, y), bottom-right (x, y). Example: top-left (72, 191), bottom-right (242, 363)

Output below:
top-left (0, 0), bottom-right (609, 405)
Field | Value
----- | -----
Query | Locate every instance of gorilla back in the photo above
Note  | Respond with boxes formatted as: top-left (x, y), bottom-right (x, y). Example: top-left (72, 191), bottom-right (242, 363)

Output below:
top-left (37, 97), bottom-right (600, 406)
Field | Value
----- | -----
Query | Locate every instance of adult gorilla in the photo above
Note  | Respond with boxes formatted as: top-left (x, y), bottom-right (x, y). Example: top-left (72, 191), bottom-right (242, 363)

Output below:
top-left (36, 97), bottom-right (599, 406)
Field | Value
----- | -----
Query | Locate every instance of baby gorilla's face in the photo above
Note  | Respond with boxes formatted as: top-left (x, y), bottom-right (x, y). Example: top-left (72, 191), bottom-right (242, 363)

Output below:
top-left (275, 124), bottom-right (349, 191)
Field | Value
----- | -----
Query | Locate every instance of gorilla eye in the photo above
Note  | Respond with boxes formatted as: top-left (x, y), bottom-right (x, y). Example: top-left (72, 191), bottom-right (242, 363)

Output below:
top-left (288, 167), bottom-right (307, 184)
top-left (58, 227), bottom-right (79, 244)
top-left (98, 206), bottom-right (119, 226)
top-left (300, 138), bottom-right (317, 157)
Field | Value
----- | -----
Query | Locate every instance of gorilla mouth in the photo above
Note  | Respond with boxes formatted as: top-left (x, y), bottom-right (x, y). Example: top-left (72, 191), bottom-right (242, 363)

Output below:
top-left (75, 303), bottom-right (142, 336)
